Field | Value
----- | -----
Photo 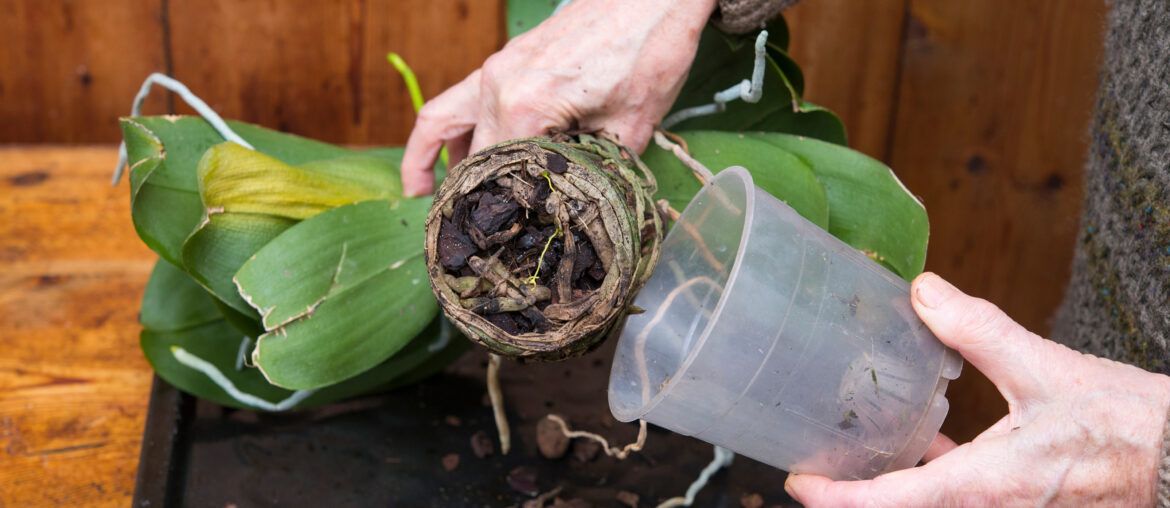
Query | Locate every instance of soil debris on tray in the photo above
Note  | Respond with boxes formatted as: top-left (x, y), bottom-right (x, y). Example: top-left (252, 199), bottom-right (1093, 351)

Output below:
top-left (522, 485), bottom-right (565, 508)
top-left (441, 453), bottom-right (460, 472)
top-left (616, 490), bottom-right (640, 507)
top-left (537, 415), bottom-right (571, 459)
top-left (740, 492), bottom-right (764, 508)
top-left (507, 465), bottom-right (540, 496)
top-left (470, 429), bottom-right (494, 458)
top-left (572, 439), bottom-right (601, 463)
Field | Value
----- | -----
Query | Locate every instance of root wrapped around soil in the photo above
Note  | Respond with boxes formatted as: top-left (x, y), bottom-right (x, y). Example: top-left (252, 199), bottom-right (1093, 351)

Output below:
top-left (424, 133), bottom-right (663, 361)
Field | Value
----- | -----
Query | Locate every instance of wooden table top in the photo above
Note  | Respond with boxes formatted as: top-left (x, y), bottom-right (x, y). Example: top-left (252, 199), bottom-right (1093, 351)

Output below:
top-left (1, 146), bottom-right (156, 507)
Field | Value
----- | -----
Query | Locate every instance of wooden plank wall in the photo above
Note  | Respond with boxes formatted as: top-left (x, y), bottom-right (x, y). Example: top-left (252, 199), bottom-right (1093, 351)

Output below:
top-left (2, 0), bottom-right (1106, 443)
top-left (787, 0), bottom-right (1107, 441)
top-left (1, 0), bottom-right (504, 144)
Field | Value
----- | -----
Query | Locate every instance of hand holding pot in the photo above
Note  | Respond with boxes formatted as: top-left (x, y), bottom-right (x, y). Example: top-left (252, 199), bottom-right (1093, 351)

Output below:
top-left (400, 0), bottom-right (718, 197)
top-left (785, 273), bottom-right (1170, 507)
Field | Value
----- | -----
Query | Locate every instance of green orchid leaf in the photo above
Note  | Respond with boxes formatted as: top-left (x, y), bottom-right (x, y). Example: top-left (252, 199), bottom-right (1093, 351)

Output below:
top-left (184, 137), bottom-right (404, 317)
top-left (139, 258), bottom-right (309, 407)
top-left (297, 318), bottom-right (471, 405)
top-left (721, 18), bottom-right (796, 91)
top-left (666, 25), bottom-right (846, 146)
top-left (119, 116), bottom-right (413, 267)
top-left (235, 198), bottom-right (431, 329)
top-left (121, 119), bottom-right (202, 268)
top-left (198, 142), bottom-right (401, 220)
top-left (140, 258), bottom-right (222, 331)
top-left (379, 329), bottom-right (472, 390)
top-left (143, 317), bottom-right (467, 410)
top-left (750, 100), bottom-right (847, 146)
top-left (210, 297), bottom-right (266, 339)
top-left (181, 212), bottom-right (297, 317)
top-left (140, 259), bottom-right (467, 409)
top-left (121, 116), bottom-right (415, 321)
top-left (642, 131), bottom-right (829, 228)
top-left (747, 132), bottom-right (929, 280)
top-left (142, 322), bottom-right (293, 408)
top-left (252, 260), bottom-right (436, 390)
top-left (762, 14), bottom-right (791, 54)
top-left (142, 244), bottom-right (265, 338)
top-left (239, 199), bottom-right (437, 390)
top-left (763, 31), bottom-right (798, 95)
top-left (123, 118), bottom-right (164, 197)
top-left (644, 131), bottom-right (927, 280)
top-left (128, 179), bottom-right (205, 270)
top-left (506, 0), bottom-right (560, 39)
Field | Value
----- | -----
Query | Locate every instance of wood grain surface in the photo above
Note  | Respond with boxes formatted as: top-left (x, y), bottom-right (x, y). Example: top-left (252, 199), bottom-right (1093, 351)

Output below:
top-left (888, 0), bottom-right (1107, 441)
top-left (0, 0), bottom-right (168, 143)
top-left (0, 147), bottom-right (156, 507)
top-left (168, 0), bottom-right (504, 145)
top-left (785, 0), bottom-right (909, 161)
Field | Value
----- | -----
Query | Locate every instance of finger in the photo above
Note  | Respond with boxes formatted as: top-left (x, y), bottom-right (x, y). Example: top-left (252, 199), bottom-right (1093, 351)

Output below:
top-left (401, 71), bottom-right (481, 197)
top-left (921, 432), bottom-right (958, 462)
top-left (785, 461), bottom-right (960, 508)
top-left (445, 130), bottom-right (472, 169)
top-left (471, 109), bottom-right (563, 154)
top-left (602, 115), bottom-right (655, 154)
top-left (468, 123), bottom-right (502, 155)
top-left (785, 473), bottom-right (895, 508)
top-left (471, 76), bottom-right (567, 152)
top-left (910, 272), bottom-right (1053, 402)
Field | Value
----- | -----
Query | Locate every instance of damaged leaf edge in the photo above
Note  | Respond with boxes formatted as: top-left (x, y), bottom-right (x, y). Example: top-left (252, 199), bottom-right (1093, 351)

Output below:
top-left (240, 251), bottom-right (429, 389)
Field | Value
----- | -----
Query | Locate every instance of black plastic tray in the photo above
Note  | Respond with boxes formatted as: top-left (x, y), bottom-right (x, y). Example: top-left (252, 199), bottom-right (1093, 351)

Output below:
top-left (132, 343), bottom-right (797, 507)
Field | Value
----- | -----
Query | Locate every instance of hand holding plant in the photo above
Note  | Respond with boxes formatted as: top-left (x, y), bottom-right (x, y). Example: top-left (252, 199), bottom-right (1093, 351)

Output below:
top-left (400, 0), bottom-right (719, 196)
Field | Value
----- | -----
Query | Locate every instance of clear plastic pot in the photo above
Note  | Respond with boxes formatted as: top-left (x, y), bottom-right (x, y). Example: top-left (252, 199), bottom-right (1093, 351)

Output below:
top-left (608, 166), bottom-right (962, 480)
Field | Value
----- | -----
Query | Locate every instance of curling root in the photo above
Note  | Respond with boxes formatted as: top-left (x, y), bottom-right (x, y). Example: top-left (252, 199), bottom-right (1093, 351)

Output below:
top-left (545, 414), bottom-right (647, 460)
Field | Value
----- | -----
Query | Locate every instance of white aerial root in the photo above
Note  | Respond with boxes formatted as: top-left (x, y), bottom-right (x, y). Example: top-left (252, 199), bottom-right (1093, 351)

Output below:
top-left (655, 445), bottom-right (735, 508)
top-left (234, 336), bottom-right (254, 371)
top-left (660, 30), bottom-right (769, 130)
top-left (113, 72), bottom-right (254, 185)
top-left (544, 414), bottom-right (732, 507)
top-left (545, 414), bottom-right (647, 460)
top-left (171, 346), bottom-right (315, 411)
top-left (487, 353), bottom-right (511, 454)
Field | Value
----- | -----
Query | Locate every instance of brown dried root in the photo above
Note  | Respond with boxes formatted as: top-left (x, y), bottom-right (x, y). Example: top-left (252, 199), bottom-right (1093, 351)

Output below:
top-left (544, 414), bottom-right (647, 460)
top-left (653, 129), bottom-right (714, 184)
top-left (487, 353), bottom-right (511, 454)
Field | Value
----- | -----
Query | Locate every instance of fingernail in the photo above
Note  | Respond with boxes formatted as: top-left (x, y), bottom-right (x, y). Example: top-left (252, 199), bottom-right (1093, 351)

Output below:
top-left (916, 274), bottom-right (956, 309)
top-left (784, 475), bottom-right (800, 502)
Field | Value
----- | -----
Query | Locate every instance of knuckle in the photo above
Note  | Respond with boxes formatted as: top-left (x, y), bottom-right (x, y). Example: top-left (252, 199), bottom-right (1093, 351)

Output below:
top-left (479, 53), bottom-right (512, 84)
top-left (496, 91), bottom-right (532, 119)
top-left (414, 101), bottom-right (443, 126)
top-left (955, 297), bottom-right (1014, 342)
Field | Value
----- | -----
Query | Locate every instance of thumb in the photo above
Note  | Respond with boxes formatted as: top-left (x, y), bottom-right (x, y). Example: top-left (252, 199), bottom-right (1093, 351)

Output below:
top-left (603, 115), bottom-right (655, 154)
top-left (911, 272), bottom-right (1054, 403)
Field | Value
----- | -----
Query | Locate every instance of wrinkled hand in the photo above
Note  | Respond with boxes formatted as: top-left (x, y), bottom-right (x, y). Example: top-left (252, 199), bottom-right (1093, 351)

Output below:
top-left (786, 273), bottom-right (1170, 507)
top-left (400, 0), bottom-right (718, 196)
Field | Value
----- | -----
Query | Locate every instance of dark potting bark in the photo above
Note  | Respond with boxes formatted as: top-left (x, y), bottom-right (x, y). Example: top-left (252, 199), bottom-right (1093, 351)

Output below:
top-left (425, 134), bottom-right (664, 362)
